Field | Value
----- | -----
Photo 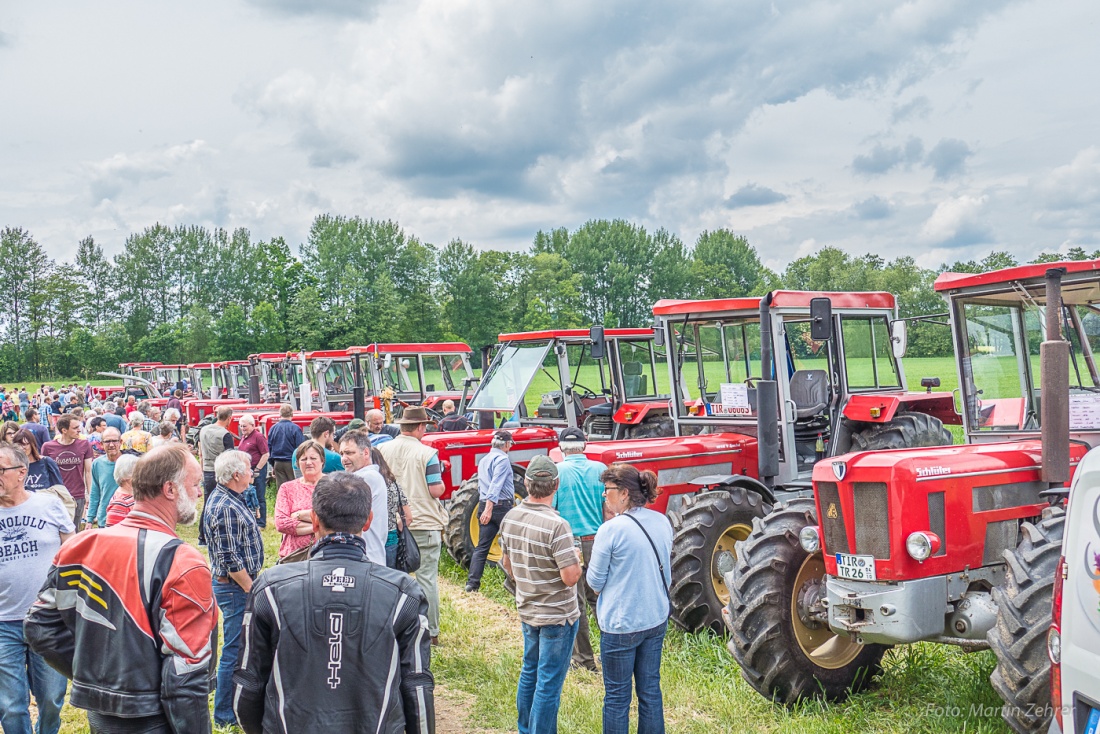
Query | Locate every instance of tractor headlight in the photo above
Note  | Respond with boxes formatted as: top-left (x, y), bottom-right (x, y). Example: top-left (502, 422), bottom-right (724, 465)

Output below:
top-left (799, 525), bottom-right (821, 553)
top-left (905, 531), bottom-right (940, 562)
top-left (1048, 627), bottom-right (1062, 665)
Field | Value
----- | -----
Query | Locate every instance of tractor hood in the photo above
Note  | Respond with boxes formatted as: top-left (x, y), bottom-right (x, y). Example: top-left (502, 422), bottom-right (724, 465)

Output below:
top-left (812, 440), bottom-right (1088, 581)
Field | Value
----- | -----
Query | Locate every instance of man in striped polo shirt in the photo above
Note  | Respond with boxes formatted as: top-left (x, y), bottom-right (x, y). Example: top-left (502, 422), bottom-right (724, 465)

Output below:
top-left (500, 455), bottom-right (581, 734)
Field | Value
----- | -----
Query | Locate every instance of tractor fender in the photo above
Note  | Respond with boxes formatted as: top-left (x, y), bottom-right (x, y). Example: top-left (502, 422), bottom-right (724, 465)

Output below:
top-left (688, 473), bottom-right (776, 506)
top-left (842, 392), bottom-right (960, 426)
top-left (613, 400), bottom-right (670, 425)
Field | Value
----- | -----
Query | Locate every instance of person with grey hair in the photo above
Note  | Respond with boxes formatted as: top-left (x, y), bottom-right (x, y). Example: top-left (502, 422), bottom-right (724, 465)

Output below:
top-left (203, 449), bottom-right (264, 728)
top-left (104, 453), bottom-right (139, 526)
top-left (365, 408), bottom-right (398, 446)
top-left (0, 443), bottom-right (74, 734)
top-left (552, 426), bottom-right (609, 672)
top-left (466, 429), bottom-right (516, 592)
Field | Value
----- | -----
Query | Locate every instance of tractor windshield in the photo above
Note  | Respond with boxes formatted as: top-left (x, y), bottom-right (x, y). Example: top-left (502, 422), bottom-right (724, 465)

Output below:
top-left (617, 339), bottom-right (669, 399)
top-left (674, 319), bottom-right (762, 418)
top-left (469, 341), bottom-right (552, 412)
top-left (957, 287), bottom-right (1100, 432)
top-left (380, 356), bottom-right (422, 393)
top-left (318, 361), bottom-right (355, 395)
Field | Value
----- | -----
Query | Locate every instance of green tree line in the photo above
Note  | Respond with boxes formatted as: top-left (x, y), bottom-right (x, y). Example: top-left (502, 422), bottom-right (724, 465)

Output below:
top-left (0, 217), bottom-right (1091, 381)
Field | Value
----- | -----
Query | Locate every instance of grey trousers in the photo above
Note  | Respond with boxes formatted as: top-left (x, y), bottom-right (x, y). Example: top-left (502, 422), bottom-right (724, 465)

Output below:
top-left (573, 536), bottom-right (600, 669)
top-left (411, 529), bottom-right (442, 637)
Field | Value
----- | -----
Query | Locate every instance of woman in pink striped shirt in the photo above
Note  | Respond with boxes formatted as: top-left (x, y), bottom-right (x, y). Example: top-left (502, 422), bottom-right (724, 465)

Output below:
top-left (274, 440), bottom-right (326, 558)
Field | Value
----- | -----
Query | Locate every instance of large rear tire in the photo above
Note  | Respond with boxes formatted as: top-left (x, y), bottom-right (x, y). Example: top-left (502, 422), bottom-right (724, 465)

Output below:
top-left (727, 498), bottom-right (886, 702)
top-left (443, 471), bottom-right (527, 569)
top-left (850, 411), bottom-right (952, 451)
top-left (987, 506), bottom-right (1065, 734)
top-left (669, 487), bottom-right (770, 634)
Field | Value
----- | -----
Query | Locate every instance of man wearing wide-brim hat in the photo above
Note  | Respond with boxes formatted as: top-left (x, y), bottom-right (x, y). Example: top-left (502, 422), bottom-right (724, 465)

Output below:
top-left (378, 404), bottom-right (447, 645)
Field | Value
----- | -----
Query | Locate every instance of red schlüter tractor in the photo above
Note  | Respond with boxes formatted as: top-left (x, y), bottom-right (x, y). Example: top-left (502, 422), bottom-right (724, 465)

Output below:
top-left (725, 262), bottom-right (1100, 733)
top-left (648, 291), bottom-right (958, 634)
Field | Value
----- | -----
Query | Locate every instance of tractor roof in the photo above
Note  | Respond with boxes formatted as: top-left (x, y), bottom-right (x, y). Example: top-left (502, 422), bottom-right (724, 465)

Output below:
top-left (248, 353), bottom-right (291, 361)
top-left (188, 363), bottom-right (216, 369)
top-left (934, 259), bottom-right (1100, 293)
top-left (652, 291), bottom-right (895, 316)
top-left (217, 360), bottom-right (250, 366)
top-left (346, 343), bottom-right (473, 355)
top-left (496, 328), bottom-right (653, 343)
top-left (302, 349), bottom-right (351, 359)
top-left (156, 364), bottom-right (188, 369)
top-left (121, 362), bottom-right (163, 367)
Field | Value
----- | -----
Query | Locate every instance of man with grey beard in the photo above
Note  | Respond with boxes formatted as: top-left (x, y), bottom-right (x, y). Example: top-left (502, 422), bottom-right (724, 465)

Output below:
top-left (25, 444), bottom-right (218, 734)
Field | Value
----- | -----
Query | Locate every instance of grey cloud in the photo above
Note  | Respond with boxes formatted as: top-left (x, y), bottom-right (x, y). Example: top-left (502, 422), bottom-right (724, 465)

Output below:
top-left (852, 196), bottom-right (894, 220)
top-left (725, 184), bottom-right (787, 209)
top-left (852, 137), bottom-right (924, 175)
top-left (892, 96), bottom-right (932, 123)
top-left (932, 220), bottom-right (994, 248)
top-left (244, 0), bottom-right (382, 19)
top-left (0, 30), bottom-right (11, 48)
top-left (926, 138), bottom-right (972, 180)
top-left (247, 1), bottom-right (1013, 205)
top-left (86, 141), bottom-right (208, 204)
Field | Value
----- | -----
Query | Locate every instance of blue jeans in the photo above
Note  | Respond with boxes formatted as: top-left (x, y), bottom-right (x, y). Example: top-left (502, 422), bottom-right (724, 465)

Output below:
top-left (212, 580), bottom-right (248, 726)
top-left (600, 622), bottom-right (667, 734)
top-left (251, 466), bottom-right (268, 528)
top-left (0, 619), bottom-right (67, 734)
top-left (518, 620), bottom-right (578, 734)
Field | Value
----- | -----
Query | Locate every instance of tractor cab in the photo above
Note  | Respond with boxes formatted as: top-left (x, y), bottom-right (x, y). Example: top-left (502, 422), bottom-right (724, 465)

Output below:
top-left (216, 361), bottom-right (251, 400)
top-left (654, 292), bottom-right (954, 487)
top-left (285, 349), bottom-right (355, 413)
top-left (152, 365), bottom-right (188, 394)
top-left (248, 353), bottom-right (291, 403)
top-left (346, 343), bottom-right (476, 417)
top-left (121, 362), bottom-right (162, 382)
top-left (187, 363), bottom-right (223, 399)
top-left (465, 328), bottom-right (671, 438)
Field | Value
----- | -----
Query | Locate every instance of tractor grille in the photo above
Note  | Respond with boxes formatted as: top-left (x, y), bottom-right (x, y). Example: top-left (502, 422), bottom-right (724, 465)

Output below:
top-left (972, 482), bottom-right (1045, 512)
top-left (816, 482), bottom-right (849, 554)
top-left (927, 491), bottom-right (946, 557)
top-left (983, 520), bottom-right (1019, 565)
top-left (854, 482), bottom-right (891, 559)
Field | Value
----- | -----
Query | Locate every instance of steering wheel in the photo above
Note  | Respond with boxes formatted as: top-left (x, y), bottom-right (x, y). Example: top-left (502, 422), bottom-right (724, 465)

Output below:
top-left (744, 377), bottom-right (758, 388)
top-left (572, 383), bottom-right (601, 400)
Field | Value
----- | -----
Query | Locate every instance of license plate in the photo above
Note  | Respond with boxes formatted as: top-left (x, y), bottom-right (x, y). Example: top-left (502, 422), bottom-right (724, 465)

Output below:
top-left (1086, 706), bottom-right (1100, 734)
top-left (835, 553), bottom-right (877, 581)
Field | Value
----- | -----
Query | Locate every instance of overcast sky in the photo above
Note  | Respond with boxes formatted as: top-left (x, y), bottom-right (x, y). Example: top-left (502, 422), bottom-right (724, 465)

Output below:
top-left (2, 0), bottom-right (1098, 272)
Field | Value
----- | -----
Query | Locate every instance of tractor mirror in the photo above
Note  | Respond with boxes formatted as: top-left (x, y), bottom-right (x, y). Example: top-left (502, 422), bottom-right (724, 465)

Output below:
top-left (590, 325), bottom-right (606, 360)
top-left (891, 320), bottom-right (908, 359)
top-left (653, 318), bottom-right (665, 347)
top-left (810, 298), bottom-right (832, 341)
top-left (382, 354), bottom-right (392, 370)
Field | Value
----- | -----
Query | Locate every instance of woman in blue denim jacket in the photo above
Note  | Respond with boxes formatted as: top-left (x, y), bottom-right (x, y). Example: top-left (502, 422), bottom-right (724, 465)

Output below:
top-left (587, 463), bottom-right (672, 734)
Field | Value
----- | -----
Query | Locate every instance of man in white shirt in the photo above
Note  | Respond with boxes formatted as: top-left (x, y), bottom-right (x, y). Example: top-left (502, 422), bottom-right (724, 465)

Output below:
top-left (336, 429), bottom-right (388, 565)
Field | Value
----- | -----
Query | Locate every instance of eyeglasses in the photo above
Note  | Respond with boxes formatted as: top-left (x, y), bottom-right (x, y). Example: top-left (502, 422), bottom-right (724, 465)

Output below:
top-left (103, 440), bottom-right (121, 445)
top-left (0, 466), bottom-right (25, 473)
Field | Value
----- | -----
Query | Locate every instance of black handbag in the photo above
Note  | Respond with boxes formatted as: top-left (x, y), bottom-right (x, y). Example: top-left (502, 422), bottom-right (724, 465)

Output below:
top-left (395, 526), bottom-right (421, 573)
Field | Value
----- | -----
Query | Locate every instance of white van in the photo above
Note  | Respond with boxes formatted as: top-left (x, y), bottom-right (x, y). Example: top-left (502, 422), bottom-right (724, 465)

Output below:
top-left (1051, 448), bottom-right (1100, 733)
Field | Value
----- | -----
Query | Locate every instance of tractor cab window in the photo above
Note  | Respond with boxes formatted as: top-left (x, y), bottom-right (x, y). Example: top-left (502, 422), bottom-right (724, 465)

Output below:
top-left (319, 361), bottom-right (355, 395)
top-left (421, 354), bottom-right (472, 392)
top-left (382, 356), bottom-right (421, 394)
top-left (961, 296), bottom-right (1100, 432)
top-left (232, 367), bottom-right (250, 394)
top-left (616, 340), bottom-right (668, 399)
top-left (673, 319), bottom-right (762, 418)
top-left (841, 316), bottom-right (901, 390)
top-left (469, 341), bottom-right (552, 416)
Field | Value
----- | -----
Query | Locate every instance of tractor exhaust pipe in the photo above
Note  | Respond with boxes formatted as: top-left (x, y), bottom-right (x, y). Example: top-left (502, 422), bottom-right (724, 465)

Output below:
top-left (1041, 267), bottom-right (1070, 486)
top-left (758, 293), bottom-right (779, 488)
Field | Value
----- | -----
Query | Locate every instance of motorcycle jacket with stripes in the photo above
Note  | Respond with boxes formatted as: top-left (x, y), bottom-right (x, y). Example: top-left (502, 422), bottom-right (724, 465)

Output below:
top-left (24, 510), bottom-right (218, 733)
top-left (232, 537), bottom-right (435, 734)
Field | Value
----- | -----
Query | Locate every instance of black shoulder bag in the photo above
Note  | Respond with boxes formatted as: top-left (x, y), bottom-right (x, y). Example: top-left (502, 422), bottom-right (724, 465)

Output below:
top-left (622, 512), bottom-right (670, 610)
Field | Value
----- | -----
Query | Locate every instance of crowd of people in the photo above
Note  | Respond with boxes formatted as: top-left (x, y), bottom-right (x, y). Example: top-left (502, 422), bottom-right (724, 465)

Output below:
top-left (0, 385), bottom-right (673, 734)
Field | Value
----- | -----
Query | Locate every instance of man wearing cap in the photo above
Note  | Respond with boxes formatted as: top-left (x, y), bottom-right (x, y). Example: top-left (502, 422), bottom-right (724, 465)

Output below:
top-left (378, 405), bottom-right (447, 645)
top-left (499, 455), bottom-right (581, 734)
top-left (465, 429), bottom-right (515, 592)
top-left (552, 427), bottom-right (609, 672)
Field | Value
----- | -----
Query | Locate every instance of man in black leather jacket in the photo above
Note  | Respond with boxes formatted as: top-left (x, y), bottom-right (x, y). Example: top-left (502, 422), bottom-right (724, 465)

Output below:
top-left (233, 471), bottom-right (435, 734)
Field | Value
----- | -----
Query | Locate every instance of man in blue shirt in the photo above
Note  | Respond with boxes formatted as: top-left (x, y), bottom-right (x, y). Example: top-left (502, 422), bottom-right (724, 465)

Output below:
top-left (465, 430), bottom-right (515, 593)
top-left (22, 407), bottom-right (52, 450)
top-left (267, 405), bottom-right (304, 491)
top-left (552, 427), bottom-right (608, 672)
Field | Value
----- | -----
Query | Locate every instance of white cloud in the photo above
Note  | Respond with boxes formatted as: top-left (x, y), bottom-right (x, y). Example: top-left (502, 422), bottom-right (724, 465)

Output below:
top-left (920, 195), bottom-right (992, 247)
top-left (86, 141), bottom-right (210, 204)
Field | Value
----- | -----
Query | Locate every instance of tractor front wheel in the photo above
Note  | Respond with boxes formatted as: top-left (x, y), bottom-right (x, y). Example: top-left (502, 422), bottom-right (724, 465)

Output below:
top-left (850, 411), bottom-right (952, 451)
top-left (669, 486), bottom-right (770, 634)
top-left (988, 506), bottom-right (1065, 734)
top-left (443, 471), bottom-right (527, 569)
top-left (727, 498), bottom-right (886, 702)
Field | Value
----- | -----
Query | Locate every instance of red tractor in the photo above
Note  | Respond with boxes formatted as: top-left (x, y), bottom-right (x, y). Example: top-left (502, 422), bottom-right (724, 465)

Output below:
top-left (347, 342), bottom-right (476, 417)
top-left (433, 327), bottom-right (675, 566)
top-left (645, 291), bottom-right (958, 633)
top-left (724, 263), bottom-right (1100, 733)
